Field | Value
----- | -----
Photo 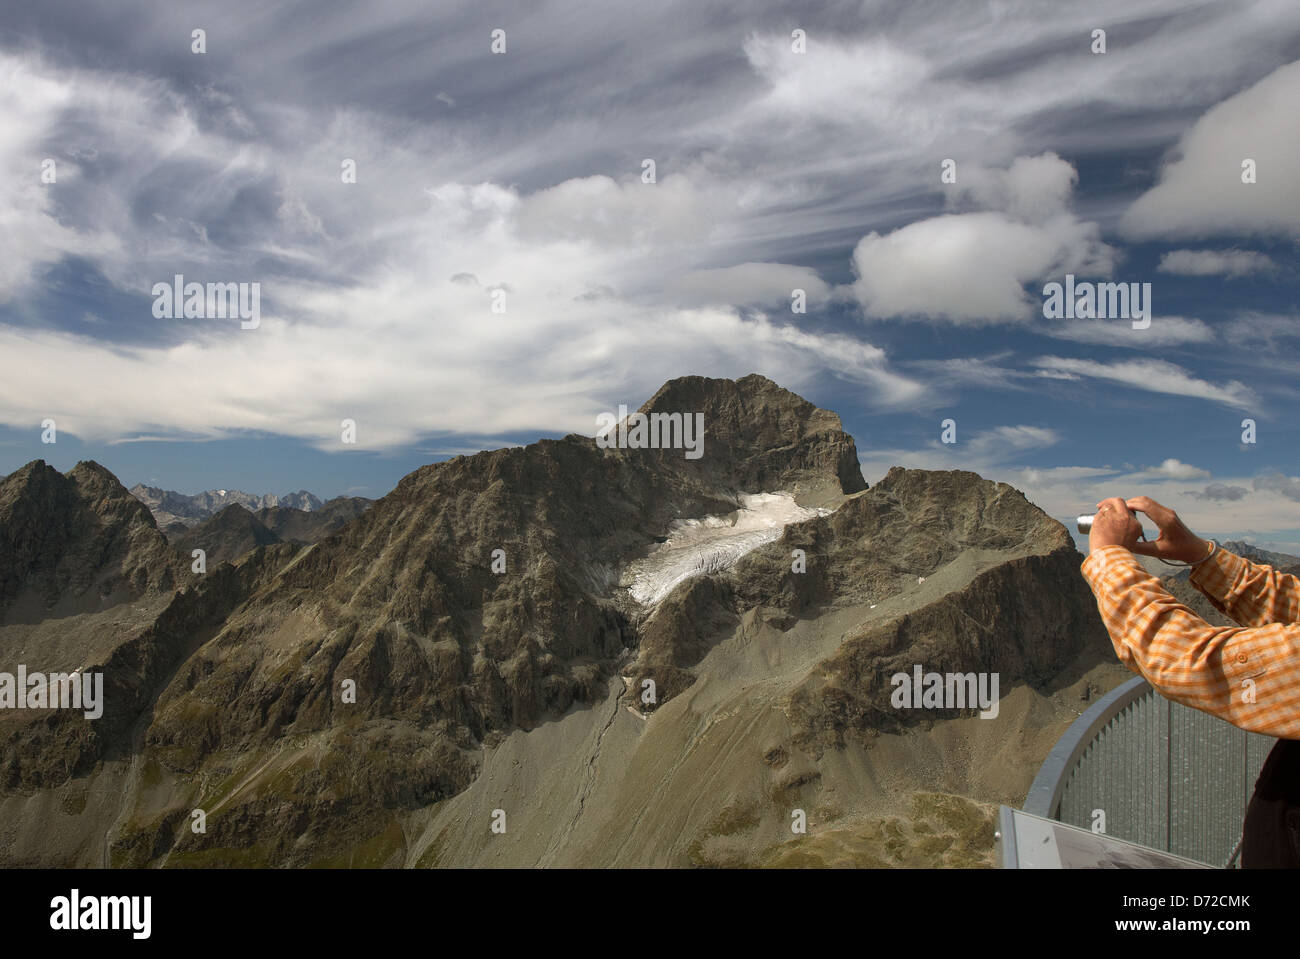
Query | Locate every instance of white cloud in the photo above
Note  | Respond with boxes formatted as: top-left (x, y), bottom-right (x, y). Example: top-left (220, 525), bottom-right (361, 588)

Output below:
top-left (4, 8), bottom-right (1300, 457)
top-left (741, 33), bottom-right (934, 133)
top-left (1253, 471), bottom-right (1300, 502)
top-left (903, 354), bottom-right (1030, 392)
top-left (0, 57), bottom-right (119, 300)
top-left (666, 262), bottom-right (830, 308)
top-left (857, 422), bottom-right (1059, 481)
top-left (1031, 357), bottom-right (1257, 410)
top-left (1157, 249), bottom-right (1277, 277)
top-left (954, 152), bottom-right (1080, 224)
top-left (1135, 458), bottom-right (1212, 481)
top-left (850, 154), bottom-right (1114, 323)
top-left (852, 211), bottom-right (1113, 323)
top-left (0, 171), bottom-right (924, 448)
top-left (1121, 59), bottom-right (1300, 240)
top-left (965, 425), bottom-right (1059, 458)
top-left (1016, 465), bottom-right (1120, 486)
top-left (1191, 483), bottom-right (1249, 501)
top-left (514, 174), bottom-right (730, 249)
top-left (0, 306), bottom-right (923, 450)
top-left (1223, 312), bottom-right (1300, 348)
top-left (0, 50), bottom-right (930, 449)
top-left (1039, 315), bottom-right (1216, 347)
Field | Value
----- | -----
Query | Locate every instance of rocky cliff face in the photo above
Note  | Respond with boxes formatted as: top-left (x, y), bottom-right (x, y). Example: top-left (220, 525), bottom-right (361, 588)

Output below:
top-left (0, 375), bottom-right (1121, 868)
top-left (624, 466), bottom-right (1106, 741)
top-left (254, 497), bottom-right (372, 545)
top-left (630, 374), bottom-right (867, 501)
top-left (0, 460), bottom-right (211, 795)
top-left (172, 504), bottom-right (283, 567)
top-left (0, 461), bottom-right (181, 619)
top-left (163, 498), bottom-right (374, 564)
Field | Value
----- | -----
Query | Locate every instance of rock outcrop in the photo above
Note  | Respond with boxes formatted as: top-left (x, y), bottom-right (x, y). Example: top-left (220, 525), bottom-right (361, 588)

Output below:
top-left (0, 461), bottom-right (181, 619)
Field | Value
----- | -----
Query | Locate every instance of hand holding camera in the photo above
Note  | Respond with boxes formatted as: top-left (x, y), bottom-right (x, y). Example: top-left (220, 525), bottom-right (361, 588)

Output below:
top-left (1081, 495), bottom-right (1212, 564)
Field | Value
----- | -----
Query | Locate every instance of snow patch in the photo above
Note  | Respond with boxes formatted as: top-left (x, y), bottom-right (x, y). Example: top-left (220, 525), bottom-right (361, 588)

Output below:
top-left (625, 492), bottom-right (830, 606)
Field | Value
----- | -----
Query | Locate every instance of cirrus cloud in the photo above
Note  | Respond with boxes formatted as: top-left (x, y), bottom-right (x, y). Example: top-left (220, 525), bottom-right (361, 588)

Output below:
top-left (1031, 357), bottom-right (1257, 411)
top-left (1157, 249), bottom-right (1278, 277)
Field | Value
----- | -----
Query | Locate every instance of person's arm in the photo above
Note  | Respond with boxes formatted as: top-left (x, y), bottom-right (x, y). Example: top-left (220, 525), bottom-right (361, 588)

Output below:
top-left (1081, 545), bottom-right (1300, 739)
top-left (1189, 546), bottom-right (1300, 628)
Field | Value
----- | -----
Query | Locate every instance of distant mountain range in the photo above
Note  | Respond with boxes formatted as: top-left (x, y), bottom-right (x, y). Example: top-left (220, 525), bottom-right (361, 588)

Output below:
top-left (124, 484), bottom-right (374, 565)
top-left (1220, 540), bottom-right (1300, 571)
top-left (1150, 540), bottom-right (1300, 630)
top-left (1159, 539), bottom-right (1300, 591)
top-left (172, 498), bottom-right (374, 565)
top-left (129, 484), bottom-right (339, 529)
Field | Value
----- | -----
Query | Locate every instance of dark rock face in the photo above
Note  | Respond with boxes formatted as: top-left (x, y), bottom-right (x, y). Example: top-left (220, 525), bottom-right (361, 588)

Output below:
top-left (633, 373), bottom-right (868, 500)
top-left (0, 549), bottom-right (289, 792)
top-left (0, 461), bottom-right (180, 618)
top-left (0, 460), bottom-right (226, 792)
top-left (254, 497), bottom-right (372, 545)
top-left (0, 375), bottom-right (1111, 867)
top-left (786, 543), bottom-right (1105, 752)
top-left (162, 498), bottom-right (374, 564)
top-left (173, 504), bottom-right (282, 567)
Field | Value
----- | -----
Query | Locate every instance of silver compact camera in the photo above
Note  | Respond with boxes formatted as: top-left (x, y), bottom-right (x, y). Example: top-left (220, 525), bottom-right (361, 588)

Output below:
top-left (1077, 509), bottom-right (1141, 535)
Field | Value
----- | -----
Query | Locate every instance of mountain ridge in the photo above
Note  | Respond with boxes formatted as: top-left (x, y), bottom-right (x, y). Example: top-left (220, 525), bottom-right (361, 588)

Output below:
top-left (129, 484), bottom-right (367, 530)
top-left (0, 374), bottom-right (1125, 868)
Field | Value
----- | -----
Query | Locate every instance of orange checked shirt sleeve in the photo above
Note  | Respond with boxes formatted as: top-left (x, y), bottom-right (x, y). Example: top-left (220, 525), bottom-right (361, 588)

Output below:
top-left (1080, 545), bottom-right (1300, 739)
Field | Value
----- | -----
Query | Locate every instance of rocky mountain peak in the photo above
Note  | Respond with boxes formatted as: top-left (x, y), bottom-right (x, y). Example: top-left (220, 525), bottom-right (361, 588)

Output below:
top-left (869, 467), bottom-right (1072, 552)
top-left (69, 461), bottom-right (160, 528)
top-left (172, 504), bottom-right (282, 567)
top-left (0, 459), bottom-right (179, 618)
top-left (620, 373), bottom-right (867, 500)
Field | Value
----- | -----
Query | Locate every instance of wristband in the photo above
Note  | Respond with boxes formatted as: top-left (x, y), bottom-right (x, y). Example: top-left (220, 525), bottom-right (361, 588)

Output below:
top-left (1151, 538), bottom-right (1217, 569)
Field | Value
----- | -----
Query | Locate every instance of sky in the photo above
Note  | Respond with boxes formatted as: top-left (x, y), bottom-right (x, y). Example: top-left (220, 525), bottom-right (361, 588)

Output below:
top-left (1, 0), bottom-right (1298, 550)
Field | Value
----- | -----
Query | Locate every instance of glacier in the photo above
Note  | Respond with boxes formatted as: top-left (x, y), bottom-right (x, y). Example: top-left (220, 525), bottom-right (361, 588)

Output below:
top-left (625, 492), bottom-right (830, 606)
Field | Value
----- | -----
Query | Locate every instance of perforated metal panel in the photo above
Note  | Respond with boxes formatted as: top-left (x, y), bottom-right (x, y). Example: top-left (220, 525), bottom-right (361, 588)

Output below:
top-left (1038, 680), bottom-right (1274, 867)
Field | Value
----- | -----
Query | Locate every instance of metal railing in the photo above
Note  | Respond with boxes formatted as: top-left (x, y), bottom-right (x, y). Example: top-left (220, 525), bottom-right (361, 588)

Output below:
top-left (1024, 676), bottom-right (1275, 867)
